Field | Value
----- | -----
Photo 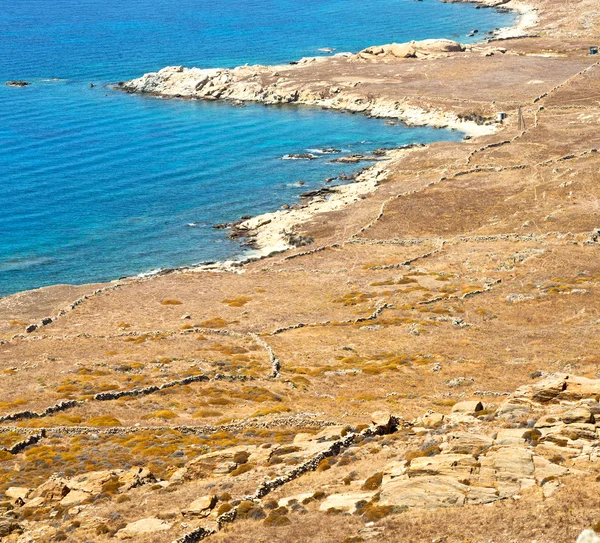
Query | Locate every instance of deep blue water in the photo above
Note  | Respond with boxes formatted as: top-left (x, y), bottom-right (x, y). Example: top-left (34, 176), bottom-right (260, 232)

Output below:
top-left (0, 0), bottom-right (515, 296)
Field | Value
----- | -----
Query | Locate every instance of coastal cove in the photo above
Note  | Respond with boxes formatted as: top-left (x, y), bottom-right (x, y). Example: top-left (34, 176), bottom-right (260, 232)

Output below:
top-left (0, 0), bottom-right (516, 296)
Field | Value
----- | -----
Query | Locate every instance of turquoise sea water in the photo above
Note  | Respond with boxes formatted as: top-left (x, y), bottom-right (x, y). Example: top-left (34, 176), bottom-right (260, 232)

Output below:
top-left (0, 0), bottom-right (515, 296)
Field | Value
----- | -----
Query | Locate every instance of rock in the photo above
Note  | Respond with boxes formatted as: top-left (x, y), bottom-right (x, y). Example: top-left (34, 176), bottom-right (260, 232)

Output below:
top-left (5, 80), bottom-right (30, 87)
top-left (30, 477), bottom-right (70, 501)
top-left (535, 442), bottom-right (582, 459)
top-left (116, 518), bottom-right (172, 539)
top-left (118, 466), bottom-right (156, 491)
top-left (445, 432), bottom-right (493, 454)
top-left (494, 428), bottom-right (540, 446)
top-left (451, 401), bottom-right (483, 415)
top-left (542, 479), bottom-right (561, 497)
top-left (371, 411), bottom-right (394, 429)
top-left (59, 489), bottom-right (91, 507)
top-left (318, 492), bottom-right (375, 513)
top-left (21, 496), bottom-right (46, 508)
top-left (182, 495), bottom-right (217, 517)
top-left (0, 520), bottom-right (22, 537)
top-left (380, 475), bottom-right (468, 508)
top-left (408, 454), bottom-right (478, 479)
top-left (561, 423), bottom-right (597, 441)
top-left (532, 455), bottom-right (568, 483)
top-left (186, 444), bottom-right (270, 478)
top-left (562, 406), bottom-right (594, 424)
top-left (530, 375), bottom-right (600, 403)
top-left (414, 39), bottom-right (465, 54)
top-left (388, 42), bottom-right (417, 58)
top-left (277, 492), bottom-right (315, 507)
top-left (5, 487), bottom-right (32, 502)
top-left (578, 530), bottom-right (600, 543)
top-left (67, 470), bottom-right (116, 495)
top-left (534, 414), bottom-right (563, 428)
top-left (169, 467), bottom-right (188, 483)
top-left (421, 411), bottom-right (445, 429)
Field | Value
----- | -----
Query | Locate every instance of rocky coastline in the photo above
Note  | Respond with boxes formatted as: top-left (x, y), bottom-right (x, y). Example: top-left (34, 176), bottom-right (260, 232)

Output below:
top-left (2, 0), bottom-right (600, 540)
top-left (116, 0), bottom-right (538, 261)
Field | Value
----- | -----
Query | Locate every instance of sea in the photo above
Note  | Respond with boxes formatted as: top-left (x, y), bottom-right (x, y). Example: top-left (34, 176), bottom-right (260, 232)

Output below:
top-left (0, 0), bottom-right (515, 296)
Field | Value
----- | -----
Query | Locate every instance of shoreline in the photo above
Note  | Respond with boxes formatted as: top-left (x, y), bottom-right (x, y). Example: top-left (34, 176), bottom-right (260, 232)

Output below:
top-left (1, 0), bottom-right (536, 301)
top-left (116, 0), bottom-right (536, 262)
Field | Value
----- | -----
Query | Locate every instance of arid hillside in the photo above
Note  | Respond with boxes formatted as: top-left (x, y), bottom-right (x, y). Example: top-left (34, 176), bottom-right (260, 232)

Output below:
top-left (1, 0), bottom-right (600, 541)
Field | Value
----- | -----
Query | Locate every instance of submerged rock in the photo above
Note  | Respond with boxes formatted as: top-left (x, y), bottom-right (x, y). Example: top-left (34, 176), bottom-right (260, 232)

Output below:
top-left (5, 80), bottom-right (30, 87)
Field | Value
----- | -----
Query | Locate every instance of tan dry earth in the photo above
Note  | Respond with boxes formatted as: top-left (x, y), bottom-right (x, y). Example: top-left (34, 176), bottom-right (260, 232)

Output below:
top-left (2, 0), bottom-right (600, 541)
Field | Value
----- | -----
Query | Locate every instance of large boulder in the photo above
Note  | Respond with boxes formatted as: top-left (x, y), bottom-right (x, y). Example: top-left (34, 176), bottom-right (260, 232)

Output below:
top-left (116, 518), bottom-right (172, 539)
top-left (118, 466), bottom-right (156, 491)
top-left (182, 495), bottom-right (218, 518)
top-left (388, 43), bottom-right (417, 58)
top-left (5, 487), bottom-right (31, 502)
top-left (67, 470), bottom-right (116, 495)
top-left (416, 39), bottom-right (465, 53)
top-left (562, 406), bottom-right (594, 424)
top-left (29, 476), bottom-right (70, 502)
top-left (380, 475), bottom-right (468, 508)
top-left (451, 401), bottom-right (483, 415)
top-left (408, 454), bottom-right (478, 479)
top-left (578, 530), bottom-right (600, 543)
top-left (59, 489), bottom-right (92, 507)
top-left (445, 432), bottom-right (493, 454)
top-left (318, 492), bottom-right (375, 513)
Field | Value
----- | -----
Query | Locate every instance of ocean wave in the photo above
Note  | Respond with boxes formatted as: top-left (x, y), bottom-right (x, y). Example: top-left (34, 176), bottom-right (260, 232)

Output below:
top-left (280, 153), bottom-right (318, 160)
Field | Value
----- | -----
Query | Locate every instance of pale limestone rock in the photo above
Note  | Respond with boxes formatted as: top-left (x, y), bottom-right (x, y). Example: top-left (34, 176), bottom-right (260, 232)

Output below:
top-left (416, 39), bottom-right (465, 53)
top-left (118, 466), bottom-right (156, 491)
top-left (542, 479), bottom-right (561, 497)
top-left (446, 432), bottom-right (493, 454)
top-left (451, 401), bottom-right (483, 415)
top-left (421, 411), bottom-right (445, 429)
top-left (16, 524), bottom-right (56, 542)
top-left (21, 496), bottom-right (46, 509)
top-left (5, 487), bottom-right (31, 502)
top-left (561, 423), bottom-right (597, 441)
top-left (380, 475), bottom-right (468, 508)
top-left (535, 442), bottom-right (582, 459)
top-left (319, 492), bottom-right (375, 513)
top-left (494, 428), bottom-right (539, 446)
top-left (535, 414), bottom-right (563, 428)
top-left (116, 518), bottom-right (172, 539)
top-left (186, 444), bottom-right (270, 478)
top-left (562, 406), bottom-right (594, 424)
top-left (466, 485), bottom-right (498, 504)
top-left (388, 43), bottom-right (417, 58)
top-left (59, 490), bottom-right (92, 507)
top-left (532, 455), bottom-right (569, 482)
top-left (312, 426), bottom-right (347, 441)
top-left (29, 477), bottom-right (69, 501)
top-left (530, 375), bottom-right (600, 403)
top-left (497, 397), bottom-right (533, 418)
top-left (278, 492), bottom-right (315, 507)
top-left (67, 470), bottom-right (116, 495)
top-left (169, 467), bottom-right (188, 483)
top-left (487, 447), bottom-right (534, 482)
top-left (408, 454), bottom-right (478, 479)
top-left (293, 432), bottom-right (314, 443)
top-left (382, 460), bottom-right (407, 485)
top-left (577, 530), bottom-right (600, 543)
top-left (371, 411), bottom-right (393, 428)
top-left (182, 495), bottom-right (217, 517)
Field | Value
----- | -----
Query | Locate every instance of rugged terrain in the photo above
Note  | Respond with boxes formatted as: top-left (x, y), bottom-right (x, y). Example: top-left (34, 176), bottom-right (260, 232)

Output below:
top-left (1, 0), bottom-right (600, 541)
